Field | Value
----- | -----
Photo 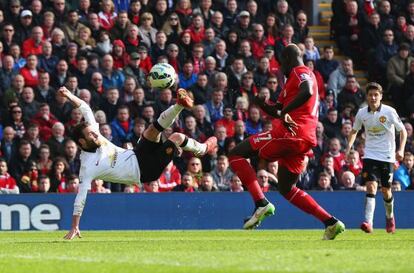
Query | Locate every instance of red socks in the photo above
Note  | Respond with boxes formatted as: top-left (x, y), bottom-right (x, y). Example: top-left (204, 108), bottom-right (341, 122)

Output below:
top-left (284, 187), bottom-right (332, 222)
top-left (229, 155), bottom-right (265, 202)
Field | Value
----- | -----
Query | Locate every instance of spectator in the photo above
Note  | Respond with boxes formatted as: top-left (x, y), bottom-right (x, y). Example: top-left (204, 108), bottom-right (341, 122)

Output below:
top-left (46, 122), bottom-right (67, 158)
top-left (204, 89), bottom-right (224, 124)
top-left (15, 10), bottom-right (33, 45)
top-left (1, 24), bottom-right (17, 55)
top-left (186, 157), bottom-right (203, 187)
top-left (215, 107), bottom-right (236, 138)
top-left (257, 169), bottom-right (276, 192)
top-left (202, 28), bottom-right (219, 59)
top-left (23, 123), bottom-right (41, 154)
top-left (51, 59), bottom-right (69, 89)
top-left (110, 105), bottom-right (134, 146)
top-left (62, 10), bottom-right (86, 43)
top-left (322, 138), bottom-right (346, 175)
top-left (154, 88), bottom-right (174, 116)
top-left (35, 72), bottom-right (56, 104)
top-left (303, 36), bottom-right (320, 62)
top-left (190, 73), bottom-right (212, 105)
top-left (143, 180), bottom-right (160, 193)
top-left (19, 160), bottom-right (39, 192)
top-left (0, 158), bottom-right (19, 194)
top-left (162, 12), bottom-right (183, 45)
top-left (37, 175), bottom-right (51, 193)
top-left (316, 46), bottom-right (339, 82)
top-left (338, 171), bottom-right (364, 191)
top-left (19, 54), bottom-right (39, 88)
top-left (293, 10), bottom-right (309, 43)
top-left (274, 24), bottom-right (294, 62)
top-left (178, 60), bottom-right (197, 89)
top-left (191, 43), bottom-right (205, 75)
top-left (211, 11), bottom-right (229, 39)
top-left (393, 152), bottom-right (414, 189)
top-left (361, 12), bottom-right (383, 60)
top-left (179, 115), bottom-right (207, 148)
top-left (158, 161), bottom-right (181, 192)
top-left (230, 174), bottom-right (243, 192)
top-left (49, 156), bottom-right (70, 192)
top-left (172, 171), bottom-right (197, 192)
top-left (91, 179), bottom-right (111, 193)
top-left (337, 75), bottom-right (365, 111)
top-left (199, 172), bottom-right (219, 191)
top-left (0, 55), bottom-right (18, 92)
top-left (20, 87), bottom-right (40, 119)
top-left (138, 12), bottom-right (157, 49)
top-left (227, 57), bottom-right (248, 91)
top-left (9, 140), bottom-right (33, 181)
top-left (245, 106), bottom-right (263, 135)
top-left (192, 105), bottom-right (214, 137)
top-left (100, 88), bottom-right (122, 122)
top-left (387, 43), bottom-right (413, 111)
top-left (98, 0), bottom-right (117, 31)
top-left (110, 11), bottom-right (130, 41)
top-left (31, 103), bottom-right (58, 142)
top-left (101, 54), bottom-right (125, 90)
top-left (314, 171), bottom-right (334, 191)
top-left (328, 57), bottom-right (354, 99)
top-left (211, 155), bottom-right (234, 191)
top-left (123, 53), bottom-right (147, 90)
top-left (37, 144), bottom-right (52, 175)
top-left (65, 174), bottom-right (80, 193)
top-left (212, 39), bottom-right (229, 72)
top-left (38, 42), bottom-right (59, 75)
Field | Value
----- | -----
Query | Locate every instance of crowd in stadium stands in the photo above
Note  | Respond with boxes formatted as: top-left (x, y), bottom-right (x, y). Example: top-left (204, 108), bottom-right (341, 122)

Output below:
top-left (0, 0), bottom-right (413, 194)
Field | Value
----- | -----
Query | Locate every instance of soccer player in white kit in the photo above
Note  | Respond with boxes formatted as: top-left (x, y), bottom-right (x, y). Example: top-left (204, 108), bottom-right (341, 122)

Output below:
top-left (58, 87), bottom-right (217, 240)
top-left (346, 82), bottom-right (407, 234)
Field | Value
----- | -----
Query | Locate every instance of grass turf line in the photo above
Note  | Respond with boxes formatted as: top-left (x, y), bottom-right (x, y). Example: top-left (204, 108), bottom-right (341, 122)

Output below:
top-left (0, 230), bottom-right (413, 273)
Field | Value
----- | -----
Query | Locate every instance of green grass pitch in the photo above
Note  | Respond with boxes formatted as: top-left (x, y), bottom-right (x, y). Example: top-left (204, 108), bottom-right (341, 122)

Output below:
top-left (0, 230), bottom-right (413, 273)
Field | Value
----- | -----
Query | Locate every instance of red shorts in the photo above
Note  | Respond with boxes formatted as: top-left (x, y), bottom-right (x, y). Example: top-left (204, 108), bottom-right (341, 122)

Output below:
top-left (249, 126), bottom-right (313, 174)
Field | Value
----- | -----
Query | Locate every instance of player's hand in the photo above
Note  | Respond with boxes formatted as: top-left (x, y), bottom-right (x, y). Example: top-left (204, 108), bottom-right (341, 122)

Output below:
top-left (64, 226), bottom-right (82, 240)
top-left (396, 150), bottom-right (404, 162)
top-left (282, 114), bottom-right (298, 136)
top-left (58, 86), bottom-right (71, 98)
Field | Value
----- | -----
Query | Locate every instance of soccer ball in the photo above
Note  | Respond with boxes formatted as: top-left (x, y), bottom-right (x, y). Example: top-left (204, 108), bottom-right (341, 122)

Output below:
top-left (148, 63), bottom-right (176, 89)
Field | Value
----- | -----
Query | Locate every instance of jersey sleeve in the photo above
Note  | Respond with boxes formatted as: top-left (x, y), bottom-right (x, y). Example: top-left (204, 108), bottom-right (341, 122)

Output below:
top-left (390, 109), bottom-right (404, 132)
top-left (78, 101), bottom-right (99, 133)
top-left (353, 110), bottom-right (363, 131)
top-left (73, 166), bottom-right (92, 216)
top-left (294, 68), bottom-right (314, 88)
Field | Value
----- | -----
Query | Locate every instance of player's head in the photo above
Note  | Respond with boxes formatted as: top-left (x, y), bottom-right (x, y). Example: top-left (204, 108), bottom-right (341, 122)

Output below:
top-left (365, 82), bottom-right (383, 108)
top-left (72, 122), bottom-right (101, 151)
top-left (280, 44), bottom-right (302, 77)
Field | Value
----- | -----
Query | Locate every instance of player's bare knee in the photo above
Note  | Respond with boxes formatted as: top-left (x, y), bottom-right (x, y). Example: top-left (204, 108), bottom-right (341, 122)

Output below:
top-left (366, 181), bottom-right (377, 194)
top-left (168, 132), bottom-right (185, 146)
top-left (381, 186), bottom-right (392, 196)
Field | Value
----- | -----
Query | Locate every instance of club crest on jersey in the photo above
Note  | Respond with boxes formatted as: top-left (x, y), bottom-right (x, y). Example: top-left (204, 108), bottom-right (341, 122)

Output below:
top-left (165, 147), bottom-right (174, 155)
top-left (379, 116), bottom-right (387, 123)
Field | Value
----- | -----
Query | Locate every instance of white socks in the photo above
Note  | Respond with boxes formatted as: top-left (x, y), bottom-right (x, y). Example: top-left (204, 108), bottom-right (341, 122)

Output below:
top-left (157, 104), bottom-right (184, 130)
top-left (384, 197), bottom-right (394, 219)
top-left (181, 138), bottom-right (207, 155)
top-left (364, 194), bottom-right (376, 225)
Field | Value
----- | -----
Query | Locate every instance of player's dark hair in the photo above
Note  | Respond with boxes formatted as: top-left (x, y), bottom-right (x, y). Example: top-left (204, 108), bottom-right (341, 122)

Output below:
top-left (366, 82), bottom-right (383, 94)
top-left (72, 122), bottom-right (88, 146)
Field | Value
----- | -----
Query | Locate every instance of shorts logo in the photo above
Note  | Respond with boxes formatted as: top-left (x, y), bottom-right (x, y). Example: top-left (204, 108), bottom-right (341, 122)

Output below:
top-left (379, 116), bottom-right (387, 123)
top-left (165, 147), bottom-right (173, 155)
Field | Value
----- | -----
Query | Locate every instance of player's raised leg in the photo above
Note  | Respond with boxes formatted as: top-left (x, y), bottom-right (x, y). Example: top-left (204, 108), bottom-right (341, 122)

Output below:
top-left (228, 139), bottom-right (275, 229)
top-left (361, 181), bottom-right (377, 233)
top-left (277, 166), bottom-right (345, 240)
top-left (143, 88), bottom-right (194, 142)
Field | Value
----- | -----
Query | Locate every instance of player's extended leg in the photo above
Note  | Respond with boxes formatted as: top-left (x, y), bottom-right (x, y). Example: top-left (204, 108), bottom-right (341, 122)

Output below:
top-left (168, 132), bottom-right (217, 156)
top-left (381, 186), bottom-right (395, 234)
top-left (277, 166), bottom-right (345, 240)
top-left (228, 139), bottom-right (275, 229)
top-left (361, 181), bottom-right (377, 233)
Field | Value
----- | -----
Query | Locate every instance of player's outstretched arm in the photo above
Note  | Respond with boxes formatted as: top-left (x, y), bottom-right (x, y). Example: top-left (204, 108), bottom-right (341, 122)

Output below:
top-left (64, 177), bottom-right (90, 240)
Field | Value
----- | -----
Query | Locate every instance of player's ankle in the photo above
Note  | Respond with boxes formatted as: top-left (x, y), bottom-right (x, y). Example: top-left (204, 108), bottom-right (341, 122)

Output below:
top-left (255, 198), bottom-right (269, 208)
top-left (323, 216), bottom-right (338, 227)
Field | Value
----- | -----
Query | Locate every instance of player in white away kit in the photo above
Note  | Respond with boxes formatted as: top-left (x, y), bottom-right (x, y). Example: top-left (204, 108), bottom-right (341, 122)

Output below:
top-left (346, 82), bottom-right (407, 234)
top-left (59, 87), bottom-right (217, 240)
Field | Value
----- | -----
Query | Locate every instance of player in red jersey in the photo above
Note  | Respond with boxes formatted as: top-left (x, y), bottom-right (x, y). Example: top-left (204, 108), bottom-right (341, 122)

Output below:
top-left (228, 44), bottom-right (345, 240)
